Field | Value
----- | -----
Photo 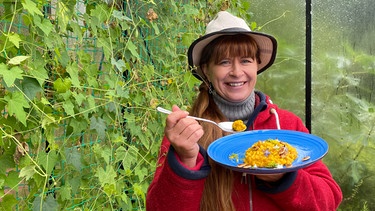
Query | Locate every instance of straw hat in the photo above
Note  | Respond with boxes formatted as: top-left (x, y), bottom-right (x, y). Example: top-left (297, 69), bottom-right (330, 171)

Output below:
top-left (187, 11), bottom-right (277, 80)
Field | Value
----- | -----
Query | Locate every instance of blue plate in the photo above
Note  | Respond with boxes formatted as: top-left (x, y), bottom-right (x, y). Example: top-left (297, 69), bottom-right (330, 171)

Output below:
top-left (207, 130), bottom-right (329, 174)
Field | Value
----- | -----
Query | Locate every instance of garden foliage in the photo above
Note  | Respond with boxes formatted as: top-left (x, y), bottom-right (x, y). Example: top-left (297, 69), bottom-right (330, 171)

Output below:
top-left (0, 0), bottom-right (373, 210)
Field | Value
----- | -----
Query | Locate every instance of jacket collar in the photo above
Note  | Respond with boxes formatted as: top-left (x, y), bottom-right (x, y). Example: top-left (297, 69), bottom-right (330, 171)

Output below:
top-left (245, 91), bottom-right (268, 129)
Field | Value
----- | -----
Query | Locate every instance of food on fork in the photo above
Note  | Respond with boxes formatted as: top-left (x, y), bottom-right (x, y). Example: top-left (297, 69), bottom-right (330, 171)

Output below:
top-left (232, 120), bottom-right (246, 132)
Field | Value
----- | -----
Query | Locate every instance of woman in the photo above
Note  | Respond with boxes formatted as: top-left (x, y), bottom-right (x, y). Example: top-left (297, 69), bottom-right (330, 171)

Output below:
top-left (146, 11), bottom-right (342, 211)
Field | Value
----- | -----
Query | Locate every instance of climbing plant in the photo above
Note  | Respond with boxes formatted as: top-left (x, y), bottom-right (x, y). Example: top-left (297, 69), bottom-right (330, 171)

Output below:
top-left (0, 0), bottom-right (255, 210)
top-left (0, 0), bottom-right (373, 210)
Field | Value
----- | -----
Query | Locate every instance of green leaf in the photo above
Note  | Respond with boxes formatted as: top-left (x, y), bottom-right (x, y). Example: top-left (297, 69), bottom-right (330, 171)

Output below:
top-left (97, 37), bottom-right (112, 60)
top-left (68, 175), bottom-right (81, 195)
top-left (44, 194), bottom-right (59, 210)
top-left (5, 91), bottom-right (30, 126)
top-left (54, 46), bottom-right (70, 67)
top-left (0, 151), bottom-right (15, 173)
top-left (103, 183), bottom-right (116, 196)
top-left (56, 1), bottom-right (75, 33)
top-left (90, 3), bottom-right (110, 23)
top-left (183, 71), bottom-right (199, 90)
top-left (135, 166), bottom-right (147, 182)
top-left (19, 165), bottom-right (36, 181)
top-left (0, 194), bottom-right (18, 211)
top-left (22, 0), bottom-right (43, 16)
top-left (37, 150), bottom-right (58, 175)
top-left (142, 64), bottom-right (155, 81)
top-left (182, 4), bottom-right (199, 15)
top-left (151, 22), bottom-right (160, 35)
top-left (74, 92), bottom-right (85, 106)
top-left (68, 116), bottom-right (88, 134)
top-left (65, 147), bottom-right (81, 171)
top-left (86, 95), bottom-right (97, 113)
top-left (250, 21), bottom-right (257, 30)
top-left (115, 146), bottom-right (138, 171)
top-left (53, 78), bottom-right (71, 93)
top-left (100, 147), bottom-right (112, 165)
top-left (22, 77), bottom-right (43, 100)
top-left (66, 63), bottom-right (80, 88)
top-left (69, 21), bottom-right (83, 42)
top-left (32, 196), bottom-right (43, 211)
top-left (111, 57), bottom-right (126, 72)
top-left (62, 100), bottom-right (75, 116)
top-left (0, 64), bottom-right (24, 86)
top-left (0, 173), bottom-right (5, 188)
top-left (95, 166), bottom-right (117, 187)
top-left (29, 65), bottom-right (49, 86)
top-left (5, 170), bottom-right (21, 188)
top-left (116, 86), bottom-right (129, 99)
top-left (112, 10), bottom-right (132, 21)
top-left (181, 33), bottom-right (195, 47)
top-left (34, 16), bottom-right (54, 36)
top-left (90, 116), bottom-right (106, 139)
top-left (133, 183), bottom-right (146, 200)
top-left (59, 184), bottom-right (72, 201)
top-left (127, 40), bottom-right (140, 59)
top-left (32, 194), bottom-right (59, 211)
top-left (8, 55), bottom-right (30, 65)
top-left (7, 32), bottom-right (21, 48)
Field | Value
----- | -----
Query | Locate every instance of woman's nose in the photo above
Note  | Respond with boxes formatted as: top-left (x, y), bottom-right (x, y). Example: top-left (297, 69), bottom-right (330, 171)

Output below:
top-left (230, 61), bottom-right (242, 76)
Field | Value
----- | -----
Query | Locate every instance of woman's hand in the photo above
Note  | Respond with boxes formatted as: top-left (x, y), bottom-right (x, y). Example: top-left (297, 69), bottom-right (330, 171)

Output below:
top-left (164, 105), bottom-right (204, 168)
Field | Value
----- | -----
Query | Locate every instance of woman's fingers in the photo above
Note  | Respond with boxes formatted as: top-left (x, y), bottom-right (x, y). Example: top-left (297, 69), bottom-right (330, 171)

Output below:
top-left (163, 105), bottom-right (204, 167)
top-left (165, 106), bottom-right (189, 131)
top-left (166, 117), bottom-right (202, 146)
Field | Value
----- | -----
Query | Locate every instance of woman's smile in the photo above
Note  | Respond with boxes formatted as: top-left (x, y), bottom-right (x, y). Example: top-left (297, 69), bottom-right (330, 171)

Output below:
top-left (227, 81), bottom-right (246, 87)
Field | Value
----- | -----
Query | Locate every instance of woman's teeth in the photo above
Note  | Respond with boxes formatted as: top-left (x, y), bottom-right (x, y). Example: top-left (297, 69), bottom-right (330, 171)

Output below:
top-left (228, 82), bottom-right (244, 87)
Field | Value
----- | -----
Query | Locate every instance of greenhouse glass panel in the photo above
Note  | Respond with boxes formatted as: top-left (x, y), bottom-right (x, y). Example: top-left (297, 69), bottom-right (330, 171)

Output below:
top-left (312, 1), bottom-right (375, 210)
top-left (251, 0), bottom-right (375, 209)
top-left (251, 0), bottom-right (375, 210)
top-left (250, 1), bottom-right (307, 124)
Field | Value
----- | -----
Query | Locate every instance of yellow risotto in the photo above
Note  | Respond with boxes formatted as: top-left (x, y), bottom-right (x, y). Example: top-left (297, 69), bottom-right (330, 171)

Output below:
top-left (241, 139), bottom-right (298, 168)
top-left (232, 120), bottom-right (246, 132)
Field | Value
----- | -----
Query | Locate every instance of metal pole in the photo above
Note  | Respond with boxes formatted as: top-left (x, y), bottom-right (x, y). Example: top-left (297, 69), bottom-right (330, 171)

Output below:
top-left (305, 0), bottom-right (312, 132)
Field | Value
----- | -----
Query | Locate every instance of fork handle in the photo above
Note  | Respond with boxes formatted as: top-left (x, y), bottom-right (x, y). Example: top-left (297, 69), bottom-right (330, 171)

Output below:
top-left (156, 107), bottom-right (172, 114)
top-left (156, 107), bottom-right (217, 125)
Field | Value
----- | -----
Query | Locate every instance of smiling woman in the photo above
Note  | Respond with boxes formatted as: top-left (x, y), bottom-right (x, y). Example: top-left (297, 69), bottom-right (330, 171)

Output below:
top-left (147, 11), bottom-right (342, 211)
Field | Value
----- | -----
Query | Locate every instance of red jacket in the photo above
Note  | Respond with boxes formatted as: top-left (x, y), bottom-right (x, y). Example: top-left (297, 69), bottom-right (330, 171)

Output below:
top-left (147, 92), bottom-right (342, 211)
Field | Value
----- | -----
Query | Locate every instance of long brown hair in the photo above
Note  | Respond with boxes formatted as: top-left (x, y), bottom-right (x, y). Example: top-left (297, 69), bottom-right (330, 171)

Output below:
top-left (190, 34), bottom-right (260, 211)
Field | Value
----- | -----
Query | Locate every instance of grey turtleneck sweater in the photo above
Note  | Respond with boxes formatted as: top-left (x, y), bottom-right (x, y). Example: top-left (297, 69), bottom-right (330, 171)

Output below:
top-left (212, 91), bottom-right (255, 122)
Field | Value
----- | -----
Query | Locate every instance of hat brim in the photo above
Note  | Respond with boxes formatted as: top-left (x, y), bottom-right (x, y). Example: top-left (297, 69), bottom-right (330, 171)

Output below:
top-left (187, 28), bottom-right (277, 81)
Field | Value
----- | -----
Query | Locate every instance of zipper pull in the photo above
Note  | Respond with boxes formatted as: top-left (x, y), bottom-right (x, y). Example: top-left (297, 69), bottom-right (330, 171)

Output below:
top-left (241, 172), bottom-right (247, 184)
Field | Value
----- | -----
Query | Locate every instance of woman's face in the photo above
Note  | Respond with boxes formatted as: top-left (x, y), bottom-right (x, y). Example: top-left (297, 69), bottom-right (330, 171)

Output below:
top-left (203, 56), bottom-right (258, 102)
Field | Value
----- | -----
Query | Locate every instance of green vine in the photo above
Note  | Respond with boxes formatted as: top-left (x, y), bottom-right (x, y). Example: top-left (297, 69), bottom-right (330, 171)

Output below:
top-left (0, 0), bottom-right (374, 210)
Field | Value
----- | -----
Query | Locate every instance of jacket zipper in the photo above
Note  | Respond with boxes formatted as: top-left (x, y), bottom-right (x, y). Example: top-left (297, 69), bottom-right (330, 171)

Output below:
top-left (248, 175), bottom-right (253, 211)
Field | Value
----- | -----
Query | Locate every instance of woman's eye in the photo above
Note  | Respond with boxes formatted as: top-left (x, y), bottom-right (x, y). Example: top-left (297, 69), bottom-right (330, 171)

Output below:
top-left (242, 58), bottom-right (254, 63)
top-left (219, 60), bottom-right (230, 65)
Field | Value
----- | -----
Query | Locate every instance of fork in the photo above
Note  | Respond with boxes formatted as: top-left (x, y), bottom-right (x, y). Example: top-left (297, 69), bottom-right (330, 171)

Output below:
top-left (156, 107), bottom-right (237, 133)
